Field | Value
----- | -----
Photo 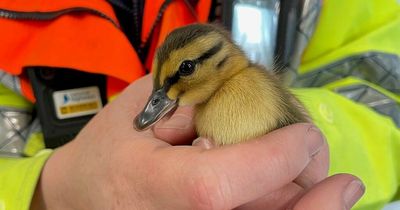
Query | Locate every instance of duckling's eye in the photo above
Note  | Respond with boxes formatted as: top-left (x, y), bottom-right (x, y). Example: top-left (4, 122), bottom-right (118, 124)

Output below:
top-left (178, 60), bottom-right (196, 76)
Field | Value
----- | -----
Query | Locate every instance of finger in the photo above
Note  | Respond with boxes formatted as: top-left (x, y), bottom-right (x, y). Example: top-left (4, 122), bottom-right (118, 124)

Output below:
top-left (180, 123), bottom-right (325, 210)
top-left (293, 174), bottom-right (365, 210)
top-left (153, 106), bottom-right (197, 145)
top-left (294, 135), bottom-right (329, 188)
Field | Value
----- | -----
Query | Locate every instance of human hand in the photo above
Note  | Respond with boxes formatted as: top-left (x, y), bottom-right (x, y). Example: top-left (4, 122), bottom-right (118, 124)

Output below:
top-left (31, 75), bottom-right (364, 210)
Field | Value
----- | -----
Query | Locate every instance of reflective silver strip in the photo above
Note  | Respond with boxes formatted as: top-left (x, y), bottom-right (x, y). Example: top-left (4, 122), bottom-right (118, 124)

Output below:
top-left (293, 52), bottom-right (400, 127)
top-left (282, 0), bottom-right (322, 84)
top-left (292, 52), bottom-right (400, 94)
top-left (336, 84), bottom-right (400, 127)
top-left (0, 70), bottom-right (22, 95)
top-left (0, 107), bottom-right (33, 156)
top-left (0, 70), bottom-right (41, 156)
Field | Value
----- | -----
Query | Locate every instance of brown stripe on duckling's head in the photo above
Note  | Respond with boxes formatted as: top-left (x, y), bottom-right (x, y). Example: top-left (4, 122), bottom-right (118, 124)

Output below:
top-left (194, 41), bottom-right (223, 64)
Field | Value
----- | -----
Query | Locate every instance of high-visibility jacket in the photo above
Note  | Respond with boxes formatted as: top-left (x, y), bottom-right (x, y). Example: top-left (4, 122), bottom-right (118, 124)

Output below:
top-left (0, 0), bottom-right (399, 210)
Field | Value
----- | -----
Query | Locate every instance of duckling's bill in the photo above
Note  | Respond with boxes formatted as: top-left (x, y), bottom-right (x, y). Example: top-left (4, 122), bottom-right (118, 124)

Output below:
top-left (134, 87), bottom-right (177, 131)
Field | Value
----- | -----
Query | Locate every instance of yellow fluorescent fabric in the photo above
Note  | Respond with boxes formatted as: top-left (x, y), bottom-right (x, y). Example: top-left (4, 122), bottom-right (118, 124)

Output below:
top-left (294, 88), bottom-right (400, 210)
top-left (23, 133), bottom-right (46, 157)
top-left (0, 84), bottom-right (32, 110)
top-left (300, 0), bottom-right (400, 73)
top-left (0, 150), bottom-right (52, 210)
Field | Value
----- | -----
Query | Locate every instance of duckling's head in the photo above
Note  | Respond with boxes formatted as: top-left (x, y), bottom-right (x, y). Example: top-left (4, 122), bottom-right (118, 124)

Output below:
top-left (134, 23), bottom-right (249, 130)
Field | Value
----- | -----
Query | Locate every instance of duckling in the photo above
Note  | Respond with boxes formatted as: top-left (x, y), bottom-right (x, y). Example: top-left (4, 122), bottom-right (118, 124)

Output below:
top-left (134, 23), bottom-right (308, 146)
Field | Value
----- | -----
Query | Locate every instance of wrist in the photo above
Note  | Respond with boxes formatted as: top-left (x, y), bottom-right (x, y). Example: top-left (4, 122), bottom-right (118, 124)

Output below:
top-left (30, 141), bottom-right (81, 210)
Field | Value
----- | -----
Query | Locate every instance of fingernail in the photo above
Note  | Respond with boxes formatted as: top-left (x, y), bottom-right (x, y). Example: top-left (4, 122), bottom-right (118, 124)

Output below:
top-left (159, 114), bottom-right (192, 129)
top-left (306, 126), bottom-right (325, 156)
top-left (343, 180), bottom-right (365, 209)
top-left (192, 138), bottom-right (214, 149)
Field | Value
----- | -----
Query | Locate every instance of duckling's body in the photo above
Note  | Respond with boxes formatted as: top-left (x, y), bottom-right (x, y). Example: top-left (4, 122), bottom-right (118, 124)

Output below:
top-left (134, 23), bottom-right (308, 146)
top-left (195, 66), bottom-right (306, 145)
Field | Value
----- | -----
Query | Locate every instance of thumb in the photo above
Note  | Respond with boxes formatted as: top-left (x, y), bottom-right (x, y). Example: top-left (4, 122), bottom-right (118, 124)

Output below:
top-left (293, 173), bottom-right (365, 210)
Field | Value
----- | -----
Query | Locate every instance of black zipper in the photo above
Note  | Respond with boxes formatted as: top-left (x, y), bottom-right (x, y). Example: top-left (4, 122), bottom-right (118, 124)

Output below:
top-left (140, 0), bottom-right (173, 50)
top-left (108, 0), bottom-right (173, 72)
top-left (132, 0), bottom-right (144, 52)
top-left (0, 7), bottom-right (119, 28)
top-left (141, 0), bottom-right (198, 52)
top-left (106, 0), bottom-right (144, 60)
top-left (106, 0), bottom-right (135, 14)
top-left (106, 0), bottom-right (196, 54)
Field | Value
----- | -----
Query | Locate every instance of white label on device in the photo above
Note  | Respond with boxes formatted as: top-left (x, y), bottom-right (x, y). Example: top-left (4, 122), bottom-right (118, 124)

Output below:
top-left (53, 86), bottom-right (103, 119)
